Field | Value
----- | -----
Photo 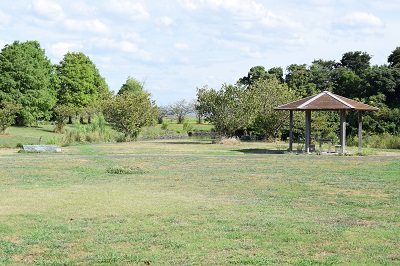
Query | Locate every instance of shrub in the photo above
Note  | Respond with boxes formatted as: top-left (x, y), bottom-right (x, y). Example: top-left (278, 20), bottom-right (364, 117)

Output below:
top-left (106, 165), bottom-right (146, 174)
top-left (161, 121), bottom-right (168, 130)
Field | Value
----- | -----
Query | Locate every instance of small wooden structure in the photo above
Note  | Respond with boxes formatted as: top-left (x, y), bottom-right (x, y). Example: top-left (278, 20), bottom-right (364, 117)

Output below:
top-left (274, 91), bottom-right (379, 153)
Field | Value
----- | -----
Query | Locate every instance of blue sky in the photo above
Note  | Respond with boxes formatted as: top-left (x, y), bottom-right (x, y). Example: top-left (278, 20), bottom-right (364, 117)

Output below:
top-left (0, 0), bottom-right (399, 106)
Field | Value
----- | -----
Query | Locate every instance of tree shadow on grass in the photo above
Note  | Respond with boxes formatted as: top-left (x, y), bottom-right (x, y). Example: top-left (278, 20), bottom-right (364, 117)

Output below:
top-left (234, 148), bottom-right (289, 154)
top-left (153, 141), bottom-right (211, 145)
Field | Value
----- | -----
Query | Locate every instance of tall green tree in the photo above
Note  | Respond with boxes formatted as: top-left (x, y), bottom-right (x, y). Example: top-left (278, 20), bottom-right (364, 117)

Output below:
top-left (285, 64), bottom-right (317, 97)
top-left (0, 40), bottom-right (57, 125)
top-left (238, 66), bottom-right (273, 87)
top-left (196, 84), bottom-right (252, 137)
top-left (56, 52), bottom-right (109, 121)
top-left (268, 67), bottom-right (284, 83)
top-left (340, 51), bottom-right (371, 76)
top-left (388, 47), bottom-right (400, 68)
top-left (309, 59), bottom-right (337, 92)
top-left (117, 76), bottom-right (146, 96)
top-left (247, 78), bottom-right (297, 139)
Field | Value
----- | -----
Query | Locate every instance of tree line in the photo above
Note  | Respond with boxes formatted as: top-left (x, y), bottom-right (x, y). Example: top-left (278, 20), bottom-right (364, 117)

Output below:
top-left (1, 39), bottom-right (399, 142)
top-left (196, 47), bottom-right (400, 141)
top-left (0, 40), bottom-right (157, 140)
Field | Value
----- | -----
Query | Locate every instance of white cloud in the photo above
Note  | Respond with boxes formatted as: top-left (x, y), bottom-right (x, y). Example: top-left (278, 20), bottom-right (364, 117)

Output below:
top-left (335, 12), bottom-right (385, 28)
top-left (47, 42), bottom-right (84, 60)
top-left (69, 2), bottom-right (97, 16)
top-left (0, 9), bottom-right (11, 25)
top-left (64, 19), bottom-right (109, 34)
top-left (174, 42), bottom-right (189, 50)
top-left (105, 0), bottom-right (149, 20)
top-left (31, 0), bottom-right (65, 20)
top-left (158, 16), bottom-right (174, 26)
top-left (92, 38), bottom-right (153, 61)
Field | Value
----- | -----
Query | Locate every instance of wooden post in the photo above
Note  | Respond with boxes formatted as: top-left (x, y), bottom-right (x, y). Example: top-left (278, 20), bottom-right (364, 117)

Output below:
top-left (340, 110), bottom-right (346, 154)
top-left (289, 110), bottom-right (293, 152)
top-left (305, 110), bottom-right (311, 153)
top-left (358, 111), bottom-right (362, 152)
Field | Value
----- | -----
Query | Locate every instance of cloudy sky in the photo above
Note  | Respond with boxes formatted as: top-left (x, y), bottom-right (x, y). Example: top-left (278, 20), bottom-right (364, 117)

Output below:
top-left (0, 0), bottom-right (399, 106)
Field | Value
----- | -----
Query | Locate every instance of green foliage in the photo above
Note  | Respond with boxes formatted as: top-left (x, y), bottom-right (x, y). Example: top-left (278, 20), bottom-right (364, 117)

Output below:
top-left (196, 84), bottom-right (252, 137)
top-left (388, 47), bottom-right (400, 68)
top-left (248, 79), bottom-right (297, 139)
top-left (62, 114), bottom-right (115, 145)
top-left (285, 64), bottom-right (318, 97)
top-left (106, 165), bottom-right (146, 174)
top-left (0, 40), bottom-right (57, 125)
top-left (117, 76), bottom-right (146, 96)
top-left (56, 52), bottom-right (110, 110)
top-left (103, 92), bottom-right (157, 141)
top-left (161, 121), bottom-right (168, 130)
top-left (53, 105), bottom-right (76, 133)
top-left (348, 133), bottom-right (400, 149)
top-left (0, 101), bottom-right (21, 134)
top-left (340, 51), bottom-right (372, 76)
top-left (182, 121), bottom-right (193, 132)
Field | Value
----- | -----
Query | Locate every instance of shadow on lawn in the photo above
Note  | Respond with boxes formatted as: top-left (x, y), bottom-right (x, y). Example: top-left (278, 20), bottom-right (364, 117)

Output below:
top-left (234, 148), bottom-right (289, 154)
top-left (158, 141), bottom-right (211, 145)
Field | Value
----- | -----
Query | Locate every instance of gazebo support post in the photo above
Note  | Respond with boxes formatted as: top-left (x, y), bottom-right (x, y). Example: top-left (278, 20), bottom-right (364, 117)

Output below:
top-left (289, 110), bottom-right (293, 152)
top-left (340, 110), bottom-right (346, 154)
top-left (358, 111), bottom-right (362, 152)
top-left (305, 110), bottom-right (311, 153)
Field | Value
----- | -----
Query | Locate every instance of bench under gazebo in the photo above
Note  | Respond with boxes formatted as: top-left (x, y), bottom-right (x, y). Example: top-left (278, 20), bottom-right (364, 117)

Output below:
top-left (274, 91), bottom-right (379, 154)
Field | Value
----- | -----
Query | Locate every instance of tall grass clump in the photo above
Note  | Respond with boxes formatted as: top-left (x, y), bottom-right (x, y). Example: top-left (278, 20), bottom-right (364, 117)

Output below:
top-left (348, 133), bottom-right (400, 149)
top-left (62, 113), bottom-right (116, 145)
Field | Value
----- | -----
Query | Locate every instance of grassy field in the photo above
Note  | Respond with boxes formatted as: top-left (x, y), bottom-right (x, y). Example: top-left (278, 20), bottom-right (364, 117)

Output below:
top-left (0, 136), bottom-right (399, 265)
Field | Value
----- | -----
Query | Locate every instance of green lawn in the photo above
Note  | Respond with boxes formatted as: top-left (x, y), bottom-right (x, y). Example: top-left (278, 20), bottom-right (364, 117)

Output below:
top-left (0, 139), bottom-right (399, 265)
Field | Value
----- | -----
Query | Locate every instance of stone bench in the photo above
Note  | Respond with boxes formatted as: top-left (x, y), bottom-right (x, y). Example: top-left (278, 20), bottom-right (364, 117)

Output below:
top-left (22, 145), bottom-right (61, 153)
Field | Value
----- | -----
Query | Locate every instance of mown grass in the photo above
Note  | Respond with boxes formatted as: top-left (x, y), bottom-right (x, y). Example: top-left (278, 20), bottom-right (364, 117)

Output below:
top-left (1, 139), bottom-right (400, 265)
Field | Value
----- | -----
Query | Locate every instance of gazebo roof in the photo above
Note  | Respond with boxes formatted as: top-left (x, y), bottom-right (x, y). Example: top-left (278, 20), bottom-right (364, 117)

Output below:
top-left (274, 91), bottom-right (379, 111)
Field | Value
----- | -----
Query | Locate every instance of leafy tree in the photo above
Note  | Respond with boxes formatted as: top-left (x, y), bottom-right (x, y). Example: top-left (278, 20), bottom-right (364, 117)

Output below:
top-left (117, 76), bottom-right (147, 96)
top-left (247, 78), bottom-right (297, 139)
top-left (196, 84), bottom-right (252, 137)
top-left (268, 67), bottom-right (284, 83)
top-left (388, 47), bottom-right (400, 68)
top-left (168, 99), bottom-right (193, 124)
top-left (340, 51), bottom-right (371, 76)
top-left (331, 67), bottom-right (364, 99)
top-left (0, 40), bottom-right (57, 125)
top-left (309, 59), bottom-right (337, 92)
top-left (0, 101), bottom-right (21, 134)
top-left (238, 66), bottom-right (274, 87)
top-left (103, 92), bottom-right (157, 141)
top-left (365, 65), bottom-right (396, 98)
top-left (56, 52), bottom-right (109, 122)
top-left (285, 64), bottom-right (317, 97)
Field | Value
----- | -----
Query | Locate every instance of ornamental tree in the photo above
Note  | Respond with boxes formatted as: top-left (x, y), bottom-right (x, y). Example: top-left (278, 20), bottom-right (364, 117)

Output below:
top-left (103, 92), bottom-right (157, 141)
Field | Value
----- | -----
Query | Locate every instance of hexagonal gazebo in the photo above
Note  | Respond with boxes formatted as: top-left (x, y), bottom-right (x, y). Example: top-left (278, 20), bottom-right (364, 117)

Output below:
top-left (274, 91), bottom-right (379, 154)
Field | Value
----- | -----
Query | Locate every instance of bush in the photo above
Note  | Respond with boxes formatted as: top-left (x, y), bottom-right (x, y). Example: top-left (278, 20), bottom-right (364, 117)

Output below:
top-left (347, 133), bottom-right (400, 149)
top-left (106, 165), bottom-right (146, 174)
top-left (61, 113), bottom-right (116, 145)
